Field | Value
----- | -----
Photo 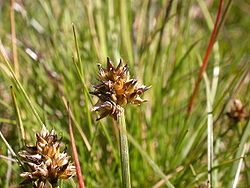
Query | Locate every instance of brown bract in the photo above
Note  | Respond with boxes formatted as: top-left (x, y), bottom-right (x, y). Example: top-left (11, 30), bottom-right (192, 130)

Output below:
top-left (18, 126), bottom-right (76, 188)
top-left (90, 58), bottom-right (150, 120)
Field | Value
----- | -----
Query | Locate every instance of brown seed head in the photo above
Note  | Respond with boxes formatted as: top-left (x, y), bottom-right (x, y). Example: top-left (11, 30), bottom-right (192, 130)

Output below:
top-left (90, 58), bottom-right (150, 120)
top-left (227, 99), bottom-right (249, 122)
top-left (19, 126), bottom-right (76, 187)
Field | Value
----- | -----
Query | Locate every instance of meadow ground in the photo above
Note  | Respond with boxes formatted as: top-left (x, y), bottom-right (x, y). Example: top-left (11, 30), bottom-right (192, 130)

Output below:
top-left (0, 0), bottom-right (250, 187)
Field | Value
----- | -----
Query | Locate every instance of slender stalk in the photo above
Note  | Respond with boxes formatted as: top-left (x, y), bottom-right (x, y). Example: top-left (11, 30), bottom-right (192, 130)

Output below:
top-left (203, 58), bottom-right (214, 188)
top-left (0, 130), bottom-right (17, 158)
top-left (67, 103), bottom-right (85, 188)
top-left (118, 110), bottom-right (131, 188)
top-left (72, 24), bottom-right (83, 76)
top-left (71, 25), bottom-right (93, 137)
top-left (187, 0), bottom-right (224, 114)
top-left (232, 144), bottom-right (247, 188)
top-left (10, 86), bottom-right (25, 146)
top-left (0, 130), bottom-right (24, 170)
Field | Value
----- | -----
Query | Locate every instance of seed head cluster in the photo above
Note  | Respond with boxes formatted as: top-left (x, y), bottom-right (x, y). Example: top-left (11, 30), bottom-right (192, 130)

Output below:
top-left (18, 126), bottom-right (76, 188)
top-left (90, 58), bottom-right (150, 120)
top-left (227, 99), bottom-right (249, 122)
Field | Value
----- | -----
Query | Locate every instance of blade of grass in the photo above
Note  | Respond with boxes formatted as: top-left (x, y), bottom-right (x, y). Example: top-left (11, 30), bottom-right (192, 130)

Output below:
top-left (10, 86), bottom-right (25, 146)
top-left (72, 25), bottom-right (93, 137)
top-left (67, 102), bottom-right (85, 188)
top-left (0, 43), bottom-right (44, 127)
top-left (0, 129), bottom-right (24, 168)
top-left (72, 24), bottom-right (84, 76)
top-left (232, 144), bottom-right (247, 188)
top-left (203, 68), bottom-right (213, 188)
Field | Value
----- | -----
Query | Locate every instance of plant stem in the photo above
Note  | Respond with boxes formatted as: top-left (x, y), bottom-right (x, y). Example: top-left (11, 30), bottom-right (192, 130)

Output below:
top-left (118, 110), bottom-right (131, 188)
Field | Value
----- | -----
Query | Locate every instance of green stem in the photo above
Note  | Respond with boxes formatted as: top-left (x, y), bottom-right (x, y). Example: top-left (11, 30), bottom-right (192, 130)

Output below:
top-left (118, 110), bottom-right (131, 188)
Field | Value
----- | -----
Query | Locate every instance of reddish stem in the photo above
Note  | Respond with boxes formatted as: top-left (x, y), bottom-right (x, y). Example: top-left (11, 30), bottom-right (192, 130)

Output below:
top-left (67, 102), bottom-right (85, 188)
top-left (188, 0), bottom-right (224, 114)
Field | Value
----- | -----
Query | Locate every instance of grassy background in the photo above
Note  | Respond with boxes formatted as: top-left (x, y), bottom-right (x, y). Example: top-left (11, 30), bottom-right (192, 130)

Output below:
top-left (0, 0), bottom-right (250, 187)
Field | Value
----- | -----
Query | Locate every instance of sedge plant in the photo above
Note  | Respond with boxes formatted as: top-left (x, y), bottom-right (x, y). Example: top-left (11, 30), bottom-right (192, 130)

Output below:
top-left (90, 58), bottom-right (150, 188)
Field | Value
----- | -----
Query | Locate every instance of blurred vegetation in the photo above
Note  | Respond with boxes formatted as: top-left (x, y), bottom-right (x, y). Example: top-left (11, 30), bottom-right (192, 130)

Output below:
top-left (0, 0), bottom-right (249, 187)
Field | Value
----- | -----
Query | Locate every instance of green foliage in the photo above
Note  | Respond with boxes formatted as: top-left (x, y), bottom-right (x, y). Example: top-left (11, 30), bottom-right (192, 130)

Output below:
top-left (0, 0), bottom-right (249, 187)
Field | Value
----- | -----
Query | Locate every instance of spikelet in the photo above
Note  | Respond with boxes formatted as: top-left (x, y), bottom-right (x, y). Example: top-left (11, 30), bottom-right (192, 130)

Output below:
top-left (18, 126), bottom-right (76, 187)
top-left (90, 58), bottom-right (150, 120)
top-left (227, 99), bottom-right (249, 122)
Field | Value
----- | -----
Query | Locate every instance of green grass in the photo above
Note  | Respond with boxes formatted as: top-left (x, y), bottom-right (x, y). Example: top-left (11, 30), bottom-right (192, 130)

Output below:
top-left (0, 0), bottom-right (250, 187)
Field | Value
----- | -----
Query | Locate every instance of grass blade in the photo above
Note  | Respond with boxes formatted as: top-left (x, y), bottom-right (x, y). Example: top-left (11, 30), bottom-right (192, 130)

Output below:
top-left (10, 86), bottom-right (25, 146)
top-left (72, 25), bottom-right (93, 137)
top-left (0, 43), bottom-right (44, 127)
top-left (232, 144), bottom-right (247, 188)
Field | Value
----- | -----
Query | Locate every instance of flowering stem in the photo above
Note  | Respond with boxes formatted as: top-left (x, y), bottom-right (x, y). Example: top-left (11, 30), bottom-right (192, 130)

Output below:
top-left (118, 110), bottom-right (131, 188)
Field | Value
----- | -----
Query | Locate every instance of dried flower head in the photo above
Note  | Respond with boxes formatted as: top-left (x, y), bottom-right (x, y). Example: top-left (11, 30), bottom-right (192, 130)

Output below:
top-left (90, 58), bottom-right (150, 120)
top-left (19, 126), bottom-right (76, 187)
top-left (227, 99), bottom-right (249, 122)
